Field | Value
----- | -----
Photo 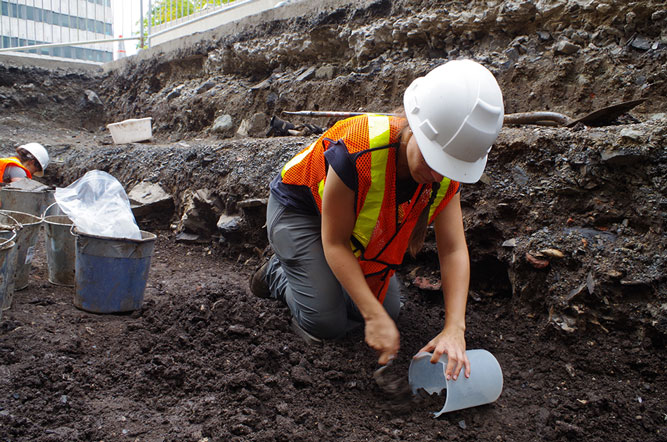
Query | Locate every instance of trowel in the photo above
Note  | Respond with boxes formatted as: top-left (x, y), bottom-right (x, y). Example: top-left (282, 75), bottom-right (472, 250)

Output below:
top-left (502, 98), bottom-right (646, 127)
top-left (373, 359), bottom-right (412, 401)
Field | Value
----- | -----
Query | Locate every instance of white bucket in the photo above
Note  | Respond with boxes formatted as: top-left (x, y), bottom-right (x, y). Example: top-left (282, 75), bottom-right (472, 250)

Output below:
top-left (409, 349), bottom-right (503, 417)
top-left (107, 117), bottom-right (152, 144)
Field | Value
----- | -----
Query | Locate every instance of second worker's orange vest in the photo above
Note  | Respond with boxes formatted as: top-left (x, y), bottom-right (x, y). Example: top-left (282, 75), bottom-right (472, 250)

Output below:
top-left (0, 157), bottom-right (32, 183)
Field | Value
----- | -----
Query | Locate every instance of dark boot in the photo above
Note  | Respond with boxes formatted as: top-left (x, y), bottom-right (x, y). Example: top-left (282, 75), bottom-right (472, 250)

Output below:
top-left (249, 261), bottom-right (271, 298)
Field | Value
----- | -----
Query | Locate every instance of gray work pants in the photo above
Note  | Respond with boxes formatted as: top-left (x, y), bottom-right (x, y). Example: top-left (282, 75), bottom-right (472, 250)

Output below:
top-left (265, 193), bottom-right (401, 340)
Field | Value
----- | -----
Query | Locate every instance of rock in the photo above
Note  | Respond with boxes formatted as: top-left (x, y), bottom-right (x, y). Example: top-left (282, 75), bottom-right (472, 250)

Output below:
top-left (315, 65), bottom-right (335, 80)
top-left (83, 89), bottom-right (102, 106)
top-left (596, 3), bottom-right (611, 14)
top-left (178, 188), bottom-right (223, 235)
top-left (236, 119), bottom-right (250, 137)
top-left (175, 232), bottom-right (202, 243)
top-left (196, 81), bottom-right (215, 94)
top-left (619, 128), bottom-right (643, 142)
top-left (630, 36), bottom-right (653, 51)
top-left (128, 181), bottom-right (174, 217)
top-left (167, 84), bottom-right (185, 100)
top-left (296, 67), bottom-right (316, 82)
top-left (502, 238), bottom-right (518, 247)
top-left (211, 114), bottom-right (233, 136)
top-left (217, 214), bottom-right (241, 234)
top-left (600, 147), bottom-right (646, 165)
top-left (236, 113), bottom-right (268, 138)
top-left (554, 39), bottom-right (580, 55)
top-left (537, 31), bottom-right (551, 41)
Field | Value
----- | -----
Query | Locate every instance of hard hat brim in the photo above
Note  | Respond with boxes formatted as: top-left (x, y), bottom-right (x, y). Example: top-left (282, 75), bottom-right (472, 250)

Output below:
top-left (407, 116), bottom-right (488, 184)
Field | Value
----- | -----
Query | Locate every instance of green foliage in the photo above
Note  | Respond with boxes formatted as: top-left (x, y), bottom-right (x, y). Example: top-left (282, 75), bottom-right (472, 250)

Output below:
top-left (136, 0), bottom-right (235, 48)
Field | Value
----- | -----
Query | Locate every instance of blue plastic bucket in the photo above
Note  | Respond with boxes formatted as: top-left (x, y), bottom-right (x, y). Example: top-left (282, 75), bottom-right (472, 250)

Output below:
top-left (73, 229), bottom-right (156, 313)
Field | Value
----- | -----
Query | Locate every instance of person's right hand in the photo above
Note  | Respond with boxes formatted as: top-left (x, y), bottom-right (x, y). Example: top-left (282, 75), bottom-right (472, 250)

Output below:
top-left (365, 313), bottom-right (400, 365)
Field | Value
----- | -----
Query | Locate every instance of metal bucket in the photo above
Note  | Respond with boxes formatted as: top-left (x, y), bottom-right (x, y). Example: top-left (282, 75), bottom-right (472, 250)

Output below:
top-left (0, 232), bottom-right (17, 317)
top-left (0, 214), bottom-right (22, 309)
top-left (0, 210), bottom-right (42, 291)
top-left (0, 188), bottom-right (50, 217)
top-left (74, 229), bottom-right (157, 313)
top-left (43, 202), bottom-right (74, 286)
top-left (44, 215), bottom-right (75, 286)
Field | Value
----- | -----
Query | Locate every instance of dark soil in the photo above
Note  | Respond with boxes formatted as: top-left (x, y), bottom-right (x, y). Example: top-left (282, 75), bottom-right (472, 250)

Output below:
top-left (1, 0), bottom-right (666, 440)
top-left (0, 230), bottom-right (664, 441)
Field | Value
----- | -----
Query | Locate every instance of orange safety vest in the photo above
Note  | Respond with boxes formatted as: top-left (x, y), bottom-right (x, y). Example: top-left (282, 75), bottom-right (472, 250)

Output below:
top-left (280, 114), bottom-right (459, 302)
top-left (0, 157), bottom-right (32, 183)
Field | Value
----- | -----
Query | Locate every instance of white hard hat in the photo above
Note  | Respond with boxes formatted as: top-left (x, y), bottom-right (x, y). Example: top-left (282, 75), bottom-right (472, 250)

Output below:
top-left (18, 142), bottom-right (49, 177)
top-left (403, 59), bottom-right (504, 183)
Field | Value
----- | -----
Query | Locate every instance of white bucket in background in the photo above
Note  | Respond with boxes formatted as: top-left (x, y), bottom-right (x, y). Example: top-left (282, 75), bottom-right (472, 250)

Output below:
top-left (106, 117), bottom-right (152, 144)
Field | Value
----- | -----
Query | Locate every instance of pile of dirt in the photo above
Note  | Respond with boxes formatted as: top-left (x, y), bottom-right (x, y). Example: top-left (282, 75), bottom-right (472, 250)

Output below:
top-left (0, 0), bottom-right (665, 440)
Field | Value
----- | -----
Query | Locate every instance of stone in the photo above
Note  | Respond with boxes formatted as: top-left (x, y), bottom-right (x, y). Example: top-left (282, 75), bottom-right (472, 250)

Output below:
top-left (315, 65), bottom-right (335, 80)
top-left (502, 238), bottom-right (518, 248)
top-left (630, 36), bottom-right (652, 51)
top-left (296, 66), bottom-right (316, 82)
top-left (619, 128), bottom-right (643, 142)
top-left (211, 114), bottom-right (233, 135)
top-left (128, 181), bottom-right (174, 217)
top-left (83, 89), bottom-right (102, 106)
top-left (238, 112), bottom-right (270, 138)
top-left (196, 81), bottom-right (216, 94)
top-left (167, 84), bottom-right (185, 100)
top-left (555, 39), bottom-right (580, 55)
top-left (217, 214), bottom-right (241, 234)
top-left (178, 188), bottom-right (223, 235)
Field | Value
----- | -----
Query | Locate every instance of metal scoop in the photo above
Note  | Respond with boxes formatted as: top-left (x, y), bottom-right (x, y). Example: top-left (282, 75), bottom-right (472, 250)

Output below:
top-left (373, 359), bottom-right (412, 400)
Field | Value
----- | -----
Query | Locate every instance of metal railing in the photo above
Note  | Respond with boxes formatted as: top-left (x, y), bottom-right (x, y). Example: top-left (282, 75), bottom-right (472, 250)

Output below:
top-left (0, 0), bottom-right (259, 63)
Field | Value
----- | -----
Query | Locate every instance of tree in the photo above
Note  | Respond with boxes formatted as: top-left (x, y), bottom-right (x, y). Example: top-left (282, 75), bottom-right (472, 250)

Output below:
top-left (137, 0), bottom-right (235, 48)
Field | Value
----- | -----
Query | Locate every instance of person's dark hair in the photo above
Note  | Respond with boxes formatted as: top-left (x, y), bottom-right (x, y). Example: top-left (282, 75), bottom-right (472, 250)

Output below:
top-left (393, 107), bottom-right (440, 258)
top-left (16, 148), bottom-right (41, 172)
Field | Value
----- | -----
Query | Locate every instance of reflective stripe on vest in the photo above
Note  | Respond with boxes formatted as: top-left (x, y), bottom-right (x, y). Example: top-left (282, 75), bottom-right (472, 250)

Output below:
top-left (281, 140), bottom-right (317, 178)
top-left (351, 114), bottom-right (391, 254)
top-left (428, 178), bottom-right (454, 222)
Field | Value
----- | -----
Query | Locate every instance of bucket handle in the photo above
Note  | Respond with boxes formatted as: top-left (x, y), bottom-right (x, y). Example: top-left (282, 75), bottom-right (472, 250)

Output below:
top-left (0, 229), bottom-right (17, 246)
top-left (42, 202), bottom-right (60, 219)
top-left (0, 211), bottom-right (24, 231)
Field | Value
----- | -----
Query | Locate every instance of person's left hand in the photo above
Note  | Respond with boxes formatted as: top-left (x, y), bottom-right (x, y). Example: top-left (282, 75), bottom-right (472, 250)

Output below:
top-left (418, 326), bottom-right (470, 380)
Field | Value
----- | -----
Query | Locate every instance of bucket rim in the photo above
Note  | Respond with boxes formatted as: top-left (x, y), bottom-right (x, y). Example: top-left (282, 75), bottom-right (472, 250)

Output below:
top-left (72, 227), bottom-right (156, 243)
top-left (0, 187), bottom-right (48, 194)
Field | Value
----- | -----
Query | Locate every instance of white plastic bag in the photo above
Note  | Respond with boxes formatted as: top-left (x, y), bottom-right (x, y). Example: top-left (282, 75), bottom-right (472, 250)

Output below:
top-left (54, 170), bottom-right (141, 240)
